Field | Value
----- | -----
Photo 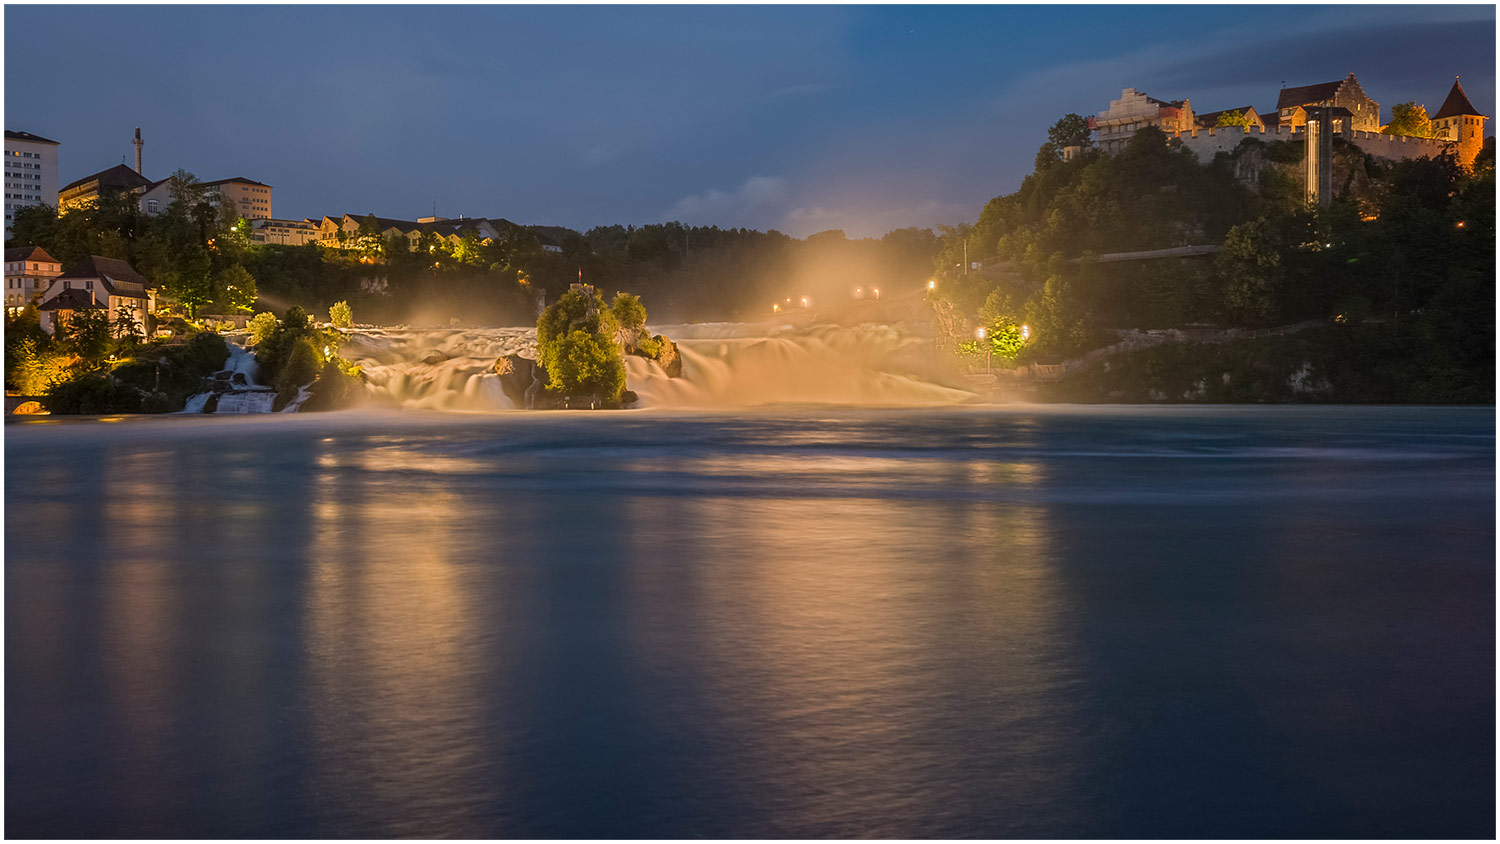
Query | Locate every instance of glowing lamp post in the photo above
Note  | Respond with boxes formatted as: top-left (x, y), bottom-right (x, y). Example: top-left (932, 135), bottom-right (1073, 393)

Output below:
top-left (976, 326), bottom-right (991, 375)
top-left (1021, 324), bottom-right (1031, 341)
top-left (801, 296), bottom-right (809, 309)
top-left (772, 303), bottom-right (780, 313)
top-left (927, 279), bottom-right (937, 291)
top-left (873, 288), bottom-right (880, 299)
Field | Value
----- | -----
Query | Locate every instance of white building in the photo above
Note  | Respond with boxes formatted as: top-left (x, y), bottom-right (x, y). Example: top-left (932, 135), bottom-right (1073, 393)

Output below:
top-left (138, 175), bottom-right (272, 220)
top-left (1089, 88), bottom-right (1196, 154)
top-left (4, 130), bottom-right (60, 236)
top-left (36, 255), bottom-right (155, 338)
top-left (251, 217), bottom-right (319, 246)
top-left (4, 245), bottom-right (62, 313)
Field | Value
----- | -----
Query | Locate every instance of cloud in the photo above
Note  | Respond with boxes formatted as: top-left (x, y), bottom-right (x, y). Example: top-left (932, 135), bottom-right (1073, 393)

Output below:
top-left (666, 176), bottom-right (790, 224)
top-left (580, 143), bottom-right (624, 167)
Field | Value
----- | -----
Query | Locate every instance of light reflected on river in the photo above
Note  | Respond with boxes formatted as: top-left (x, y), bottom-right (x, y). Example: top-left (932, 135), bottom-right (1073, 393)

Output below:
top-left (304, 436), bottom-right (499, 836)
top-left (5, 407), bottom-right (1493, 838)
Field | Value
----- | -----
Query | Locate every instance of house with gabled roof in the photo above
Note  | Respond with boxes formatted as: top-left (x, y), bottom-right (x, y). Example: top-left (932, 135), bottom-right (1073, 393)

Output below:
top-left (57, 164), bottom-right (153, 214)
top-left (37, 255), bottom-right (155, 338)
top-left (5, 245), bottom-right (62, 312)
top-left (1275, 73), bottom-right (1380, 132)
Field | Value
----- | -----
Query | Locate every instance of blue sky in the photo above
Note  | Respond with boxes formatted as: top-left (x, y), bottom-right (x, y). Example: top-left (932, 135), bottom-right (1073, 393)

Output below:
top-left (6, 4), bottom-right (1494, 237)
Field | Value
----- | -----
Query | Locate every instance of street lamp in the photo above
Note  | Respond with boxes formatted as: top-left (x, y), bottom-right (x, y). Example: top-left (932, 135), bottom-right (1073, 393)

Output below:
top-left (927, 279), bottom-right (937, 291)
top-left (975, 326), bottom-right (991, 375)
top-left (801, 296), bottom-right (809, 308)
top-left (772, 303), bottom-right (780, 312)
top-left (1021, 324), bottom-right (1031, 341)
top-left (873, 288), bottom-right (880, 299)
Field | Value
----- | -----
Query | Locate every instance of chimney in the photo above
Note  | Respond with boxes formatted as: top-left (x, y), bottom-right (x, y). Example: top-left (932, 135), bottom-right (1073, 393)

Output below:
top-left (132, 128), bottom-right (143, 174)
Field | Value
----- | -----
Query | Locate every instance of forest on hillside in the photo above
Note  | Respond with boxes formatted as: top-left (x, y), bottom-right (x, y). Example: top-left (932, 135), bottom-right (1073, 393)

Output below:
top-left (925, 117), bottom-right (1495, 401)
top-left (8, 183), bottom-right (942, 326)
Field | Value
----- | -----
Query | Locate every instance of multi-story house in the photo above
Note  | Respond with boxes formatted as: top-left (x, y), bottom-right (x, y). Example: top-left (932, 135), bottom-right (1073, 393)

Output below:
top-left (4, 245), bottom-right (63, 313)
top-left (251, 218), bottom-right (320, 246)
top-left (137, 175), bottom-right (272, 220)
top-left (1089, 88), bottom-right (1196, 154)
top-left (203, 177), bottom-right (271, 220)
top-left (4, 130), bottom-right (60, 236)
top-left (1275, 73), bottom-right (1380, 132)
top-left (36, 255), bottom-right (155, 338)
top-left (58, 164), bottom-right (152, 214)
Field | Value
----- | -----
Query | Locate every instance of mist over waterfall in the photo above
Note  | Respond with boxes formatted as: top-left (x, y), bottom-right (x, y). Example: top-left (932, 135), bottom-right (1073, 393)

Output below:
top-left (342, 328), bottom-right (535, 411)
top-left (339, 321), bottom-right (976, 410)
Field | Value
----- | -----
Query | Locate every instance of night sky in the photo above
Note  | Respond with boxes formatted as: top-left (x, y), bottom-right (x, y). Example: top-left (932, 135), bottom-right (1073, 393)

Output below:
top-left (6, 4), bottom-right (1494, 237)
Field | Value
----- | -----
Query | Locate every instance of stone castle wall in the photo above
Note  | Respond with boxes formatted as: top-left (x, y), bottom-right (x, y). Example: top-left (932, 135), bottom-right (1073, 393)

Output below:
top-left (1167, 125), bottom-right (1452, 163)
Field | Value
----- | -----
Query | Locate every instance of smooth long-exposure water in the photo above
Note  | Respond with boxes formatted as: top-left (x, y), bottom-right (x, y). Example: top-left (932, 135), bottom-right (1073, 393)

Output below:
top-left (5, 406), bottom-right (1494, 838)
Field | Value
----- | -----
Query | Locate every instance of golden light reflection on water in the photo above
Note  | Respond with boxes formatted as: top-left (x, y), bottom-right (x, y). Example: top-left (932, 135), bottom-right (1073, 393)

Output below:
top-left (98, 448), bottom-right (179, 827)
top-left (303, 435), bottom-right (496, 836)
top-left (620, 450), bottom-right (1082, 835)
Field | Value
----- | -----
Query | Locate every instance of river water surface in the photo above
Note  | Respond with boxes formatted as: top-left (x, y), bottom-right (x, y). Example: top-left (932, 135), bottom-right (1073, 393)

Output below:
top-left (5, 406), bottom-right (1494, 837)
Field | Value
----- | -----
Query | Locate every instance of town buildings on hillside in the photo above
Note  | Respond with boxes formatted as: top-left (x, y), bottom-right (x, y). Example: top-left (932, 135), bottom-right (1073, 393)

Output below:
top-left (136, 175), bottom-right (272, 220)
top-left (316, 213), bottom-right (565, 253)
top-left (5, 130), bottom-right (60, 236)
top-left (54, 128), bottom-right (274, 223)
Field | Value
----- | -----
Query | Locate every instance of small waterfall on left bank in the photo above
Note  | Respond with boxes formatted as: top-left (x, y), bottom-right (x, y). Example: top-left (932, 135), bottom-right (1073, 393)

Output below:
top-left (182, 343), bottom-right (279, 414)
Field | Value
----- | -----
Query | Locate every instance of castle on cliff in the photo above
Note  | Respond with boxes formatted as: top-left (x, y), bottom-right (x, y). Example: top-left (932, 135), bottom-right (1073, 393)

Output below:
top-left (1083, 74), bottom-right (1487, 170)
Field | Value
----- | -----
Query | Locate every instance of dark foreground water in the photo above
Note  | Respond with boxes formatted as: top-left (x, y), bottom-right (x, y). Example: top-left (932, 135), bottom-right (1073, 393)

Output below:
top-left (5, 406), bottom-right (1494, 838)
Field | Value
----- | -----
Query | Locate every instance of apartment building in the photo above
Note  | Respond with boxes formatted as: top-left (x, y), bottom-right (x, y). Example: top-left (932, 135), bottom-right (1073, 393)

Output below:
top-left (4, 130), bottom-right (60, 236)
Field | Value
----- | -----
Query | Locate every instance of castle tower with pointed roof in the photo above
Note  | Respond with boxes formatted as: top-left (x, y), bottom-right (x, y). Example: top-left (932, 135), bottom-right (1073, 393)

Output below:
top-left (1431, 77), bottom-right (1486, 169)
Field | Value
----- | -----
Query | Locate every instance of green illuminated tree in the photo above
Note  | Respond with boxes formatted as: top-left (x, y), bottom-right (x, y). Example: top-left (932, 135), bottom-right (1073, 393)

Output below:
top-left (1216, 110), bottom-right (1252, 128)
top-left (214, 264), bottom-right (258, 312)
top-left (247, 311), bottom-right (279, 345)
top-left (536, 286), bottom-right (626, 405)
top-left (1383, 102), bottom-right (1438, 139)
top-left (329, 300), bottom-right (353, 328)
top-left (609, 291), bottom-right (647, 347)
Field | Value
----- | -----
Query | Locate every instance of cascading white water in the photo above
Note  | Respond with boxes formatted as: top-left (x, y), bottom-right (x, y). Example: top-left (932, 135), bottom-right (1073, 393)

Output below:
top-left (183, 342), bottom-right (277, 413)
top-left (339, 321), bottom-right (975, 410)
top-left (341, 327), bottom-right (533, 411)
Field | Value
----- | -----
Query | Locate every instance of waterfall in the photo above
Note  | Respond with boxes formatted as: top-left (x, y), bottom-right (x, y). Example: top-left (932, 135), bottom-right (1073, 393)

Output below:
top-left (181, 343), bottom-right (277, 413)
top-left (338, 322), bottom-right (975, 410)
top-left (181, 392), bottom-right (212, 414)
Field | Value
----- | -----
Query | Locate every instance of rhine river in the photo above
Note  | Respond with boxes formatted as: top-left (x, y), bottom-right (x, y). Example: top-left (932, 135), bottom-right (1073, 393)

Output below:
top-left (5, 406), bottom-right (1493, 837)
